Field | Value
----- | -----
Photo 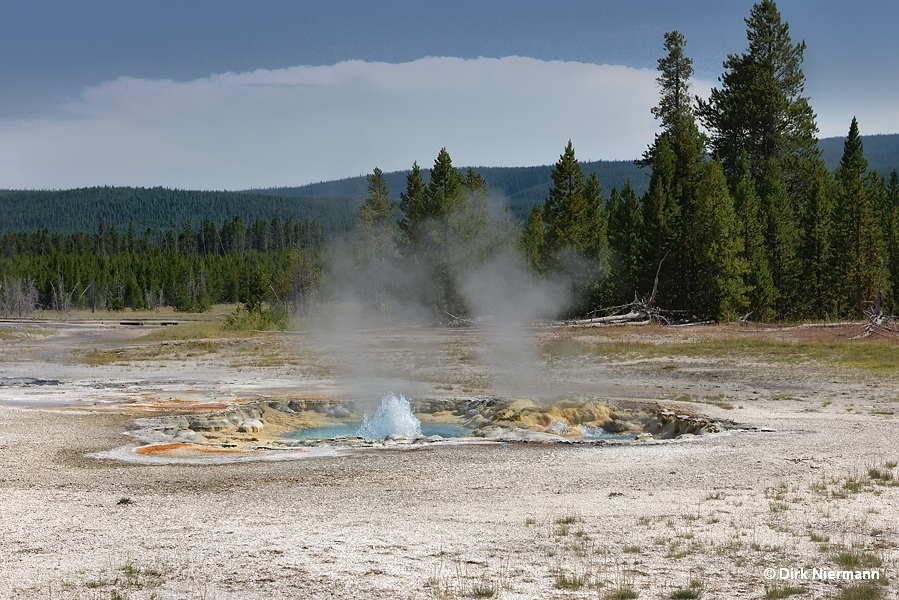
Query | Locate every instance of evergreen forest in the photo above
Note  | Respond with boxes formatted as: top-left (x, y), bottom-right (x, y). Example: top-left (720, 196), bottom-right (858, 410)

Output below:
top-left (2, 0), bottom-right (899, 325)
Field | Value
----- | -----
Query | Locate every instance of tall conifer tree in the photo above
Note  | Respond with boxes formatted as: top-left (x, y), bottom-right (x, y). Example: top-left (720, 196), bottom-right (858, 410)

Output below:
top-left (607, 181), bottom-right (646, 302)
top-left (686, 161), bottom-right (746, 319)
top-left (885, 170), bottom-right (899, 313)
top-left (543, 140), bottom-right (589, 257)
top-left (358, 167), bottom-right (397, 312)
top-left (732, 157), bottom-right (776, 320)
top-left (697, 0), bottom-right (824, 318)
top-left (398, 161), bottom-right (427, 252)
top-left (831, 118), bottom-right (882, 316)
top-left (538, 141), bottom-right (609, 314)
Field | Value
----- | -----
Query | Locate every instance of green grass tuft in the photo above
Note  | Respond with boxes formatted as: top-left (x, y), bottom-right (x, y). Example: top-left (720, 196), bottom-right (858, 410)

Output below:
top-left (765, 584), bottom-right (804, 599)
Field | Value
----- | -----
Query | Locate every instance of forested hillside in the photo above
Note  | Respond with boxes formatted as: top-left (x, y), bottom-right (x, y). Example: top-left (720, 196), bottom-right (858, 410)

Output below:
top-left (255, 134), bottom-right (899, 215)
top-left (818, 133), bottom-right (899, 173)
top-left (2, 135), bottom-right (897, 235)
top-left (254, 160), bottom-right (652, 222)
top-left (0, 187), bottom-right (361, 235)
top-left (0, 215), bottom-right (322, 315)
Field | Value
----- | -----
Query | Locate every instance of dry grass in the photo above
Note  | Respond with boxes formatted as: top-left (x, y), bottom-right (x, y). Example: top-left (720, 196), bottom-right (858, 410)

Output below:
top-left (541, 324), bottom-right (899, 374)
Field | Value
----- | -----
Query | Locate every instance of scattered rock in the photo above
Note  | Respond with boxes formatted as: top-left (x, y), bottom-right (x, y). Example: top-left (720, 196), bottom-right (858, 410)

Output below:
top-left (237, 419), bottom-right (264, 433)
top-left (188, 418), bottom-right (232, 432)
top-left (171, 430), bottom-right (206, 444)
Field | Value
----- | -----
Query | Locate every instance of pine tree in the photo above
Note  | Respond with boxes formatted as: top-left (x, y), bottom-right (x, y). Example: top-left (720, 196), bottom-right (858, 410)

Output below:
top-left (698, 0), bottom-right (819, 187)
top-left (521, 205), bottom-right (546, 273)
top-left (538, 141), bottom-right (610, 314)
top-left (686, 161), bottom-right (746, 319)
top-left (358, 167), bottom-right (397, 312)
top-left (425, 149), bottom-right (465, 316)
top-left (583, 172), bottom-right (610, 268)
top-left (607, 181), bottom-right (646, 302)
top-left (455, 167), bottom-right (493, 259)
top-left (697, 0), bottom-right (824, 318)
top-left (797, 162), bottom-right (835, 316)
top-left (396, 150), bottom-right (474, 316)
top-left (398, 161), bottom-right (427, 251)
top-left (640, 31), bottom-right (706, 312)
top-left (732, 157), bottom-right (776, 320)
top-left (543, 140), bottom-right (588, 257)
top-left (885, 170), bottom-right (899, 313)
top-left (759, 159), bottom-right (802, 318)
top-left (639, 31), bottom-right (695, 167)
top-left (831, 118), bottom-right (882, 316)
top-left (641, 136), bottom-right (679, 302)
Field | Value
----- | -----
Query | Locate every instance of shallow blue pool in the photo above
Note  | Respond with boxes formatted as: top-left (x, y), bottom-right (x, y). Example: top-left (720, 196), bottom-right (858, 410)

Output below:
top-left (285, 422), bottom-right (471, 440)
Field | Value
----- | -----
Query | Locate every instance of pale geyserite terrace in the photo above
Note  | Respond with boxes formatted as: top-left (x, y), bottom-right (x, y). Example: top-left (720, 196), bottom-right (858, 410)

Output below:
top-left (0, 319), bottom-right (896, 599)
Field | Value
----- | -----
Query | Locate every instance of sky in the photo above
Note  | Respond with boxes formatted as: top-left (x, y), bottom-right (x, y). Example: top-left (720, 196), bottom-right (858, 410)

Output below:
top-left (1, 1), bottom-right (897, 191)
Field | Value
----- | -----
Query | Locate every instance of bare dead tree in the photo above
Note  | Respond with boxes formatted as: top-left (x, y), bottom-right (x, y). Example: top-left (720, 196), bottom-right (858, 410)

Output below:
top-left (0, 277), bottom-right (40, 317)
top-left (50, 276), bottom-right (77, 314)
top-left (569, 253), bottom-right (701, 327)
top-left (854, 260), bottom-right (899, 339)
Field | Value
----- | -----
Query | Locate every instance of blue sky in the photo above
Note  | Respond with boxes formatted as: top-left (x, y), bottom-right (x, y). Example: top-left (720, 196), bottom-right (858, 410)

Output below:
top-left (1, 1), bottom-right (896, 190)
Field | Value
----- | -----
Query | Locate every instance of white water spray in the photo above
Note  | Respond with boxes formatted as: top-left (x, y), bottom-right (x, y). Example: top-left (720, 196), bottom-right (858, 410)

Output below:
top-left (357, 392), bottom-right (423, 440)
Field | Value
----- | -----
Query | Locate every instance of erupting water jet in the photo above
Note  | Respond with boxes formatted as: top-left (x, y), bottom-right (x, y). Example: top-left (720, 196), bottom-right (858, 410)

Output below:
top-left (357, 392), bottom-right (422, 440)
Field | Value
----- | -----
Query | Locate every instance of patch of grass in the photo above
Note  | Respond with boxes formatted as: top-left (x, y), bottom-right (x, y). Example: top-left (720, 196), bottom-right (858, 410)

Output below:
top-left (554, 570), bottom-right (589, 590)
top-left (550, 332), bottom-right (899, 376)
top-left (623, 545), bottom-right (642, 554)
top-left (138, 320), bottom-right (229, 341)
top-left (469, 579), bottom-right (497, 598)
top-left (606, 587), bottom-right (639, 599)
top-left (842, 471), bottom-right (867, 494)
top-left (670, 579), bottom-right (703, 599)
top-left (83, 348), bottom-right (123, 366)
top-left (119, 559), bottom-right (164, 589)
top-left (429, 555), bottom-right (509, 599)
top-left (116, 496), bottom-right (132, 505)
top-left (867, 466), bottom-right (893, 483)
top-left (765, 584), bottom-right (805, 599)
top-left (555, 514), bottom-right (579, 525)
top-left (766, 482), bottom-right (789, 501)
top-left (553, 524), bottom-right (571, 537)
top-left (666, 540), bottom-right (703, 560)
top-left (830, 547), bottom-right (882, 571)
top-left (809, 531), bottom-right (830, 543)
top-left (830, 583), bottom-right (885, 600)
top-left (84, 577), bottom-right (109, 589)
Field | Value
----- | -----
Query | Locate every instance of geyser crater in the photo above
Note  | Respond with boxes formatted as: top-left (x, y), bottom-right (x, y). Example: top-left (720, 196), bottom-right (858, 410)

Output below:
top-left (123, 393), bottom-right (725, 461)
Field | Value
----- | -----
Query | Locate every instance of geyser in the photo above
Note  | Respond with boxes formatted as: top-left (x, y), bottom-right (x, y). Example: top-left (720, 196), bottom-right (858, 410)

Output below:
top-left (357, 392), bottom-right (422, 440)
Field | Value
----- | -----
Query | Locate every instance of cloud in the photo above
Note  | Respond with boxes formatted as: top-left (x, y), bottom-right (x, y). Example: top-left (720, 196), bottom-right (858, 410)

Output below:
top-left (0, 57), bottom-right (675, 190)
